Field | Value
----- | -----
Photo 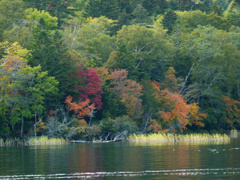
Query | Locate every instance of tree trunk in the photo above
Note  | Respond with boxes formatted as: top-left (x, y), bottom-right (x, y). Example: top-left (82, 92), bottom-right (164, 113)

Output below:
top-left (21, 115), bottom-right (24, 137)
top-left (142, 109), bottom-right (153, 133)
top-left (181, 62), bottom-right (195, 93)
top-left (35, 112), bottom-right (37, 138)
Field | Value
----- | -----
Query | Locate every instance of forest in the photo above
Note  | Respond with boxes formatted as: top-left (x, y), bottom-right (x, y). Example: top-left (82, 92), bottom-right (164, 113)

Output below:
top-left (1, 0), bottom-right (240, 141)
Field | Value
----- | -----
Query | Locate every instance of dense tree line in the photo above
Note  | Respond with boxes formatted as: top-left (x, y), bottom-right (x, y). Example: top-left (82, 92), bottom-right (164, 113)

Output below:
top-left (1, 0), bottom-right (240, 140)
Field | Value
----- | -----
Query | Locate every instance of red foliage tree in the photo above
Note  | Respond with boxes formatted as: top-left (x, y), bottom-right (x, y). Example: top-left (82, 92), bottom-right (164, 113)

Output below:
top-left (73, 68), bottom-right (103, 110)
top-left (110, 69), bottom-right (129, 96)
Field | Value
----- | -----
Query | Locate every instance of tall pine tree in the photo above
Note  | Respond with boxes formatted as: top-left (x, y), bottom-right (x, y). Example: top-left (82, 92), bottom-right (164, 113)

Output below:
top-left (29, 19), bottom-right (74, 103)
top-left (24, 0), bottom-right (77, 28)
top-left (142, 0), bottom-right (168, 16)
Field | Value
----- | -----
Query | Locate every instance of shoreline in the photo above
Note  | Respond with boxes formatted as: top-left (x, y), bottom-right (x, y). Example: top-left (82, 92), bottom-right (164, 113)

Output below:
top-left (0, 132), bottom-right (236, 147)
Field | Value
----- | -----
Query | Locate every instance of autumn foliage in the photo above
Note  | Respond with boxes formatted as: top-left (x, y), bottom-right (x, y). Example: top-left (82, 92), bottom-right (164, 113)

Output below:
top-left (95, 67), bottom-right (111, 86)
top-left (73, 68), bottom-right (103, 110)
top-left (147, 119), bottom-right (164, 133)
top-left (110, 69), bottom-right (143, 119)
top-left (149, 68), bottom-right (206, 133)
top-left (65, 95), bottom-right (95, 120)
top-left (158, 87), bottom-right (190, 132)
top-left (222, 96), bottom-right (240, 128)
top-left (3, 56), bottom-right (26, 70)
top-left (4, 1), bottom-right (240, 140)
top-left (188, 103), bottom-right (206, 127)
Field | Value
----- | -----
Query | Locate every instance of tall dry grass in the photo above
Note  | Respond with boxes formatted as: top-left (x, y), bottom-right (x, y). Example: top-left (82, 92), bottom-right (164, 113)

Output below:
top-left (28, 136), bottom-right (68, 145)
top-left (0, 136), bottom-right (68, 146)
top-left (128, 133), bottom-right (230, 144)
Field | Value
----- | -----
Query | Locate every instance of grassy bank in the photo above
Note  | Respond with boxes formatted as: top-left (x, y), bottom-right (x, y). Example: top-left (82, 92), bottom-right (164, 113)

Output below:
top-left (128, 133), bottom-right (231, 143)
top-left (0, 136), bottom-right (68, 146)
top-left (0, 133), bottom-right (233, 146)
top-left (28, 136), bottom-right (68, 145)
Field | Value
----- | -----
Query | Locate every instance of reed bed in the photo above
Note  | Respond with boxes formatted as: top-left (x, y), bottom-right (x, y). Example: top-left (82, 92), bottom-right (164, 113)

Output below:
top-left (1, 138), bottom-right (27, 146)
top-left (28, 136), bottom-right (68, 145)
top-left (230, 129), bottom-right (238, 138)
top-left (128, 133), bottom-right (231, 143)
top-left (0, 138), bottom-right (4, 146)
top-left (0, 136), bottom-right (68, 146)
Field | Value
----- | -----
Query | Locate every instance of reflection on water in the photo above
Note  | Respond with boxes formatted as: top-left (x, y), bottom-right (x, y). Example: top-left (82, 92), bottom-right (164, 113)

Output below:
top-left (0, 139), bottom-right (240, 180)
top-left (1, 168), bottom-right (240, 179)
top-left (128, 140), bottom-right (231, 146)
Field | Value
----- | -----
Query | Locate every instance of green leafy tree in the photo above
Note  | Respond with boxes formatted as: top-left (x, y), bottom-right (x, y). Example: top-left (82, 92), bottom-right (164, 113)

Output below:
top-left (199, 0), bottom-right (212, 13)
top-left (116, 24), bottom-right (173, 80)
top-left (211, 2), bottom-right (224, 16)
top-left (116, 9), bottom-right (131, 29)
top-left (105, 42), bottom-right (139, 80)
top-left (224, 0), bottom-right (240, 27)
top-left (0, 0), bottom-right (25, 41)
top-left (131, 4), bottom-right (152, 25)
top-left (162, 10), bottom-right (178, 34)
top-left (141, 79), bottom-right (159, 132)
top-left (29, 23), bottom-right (73, 101)
top-left (73, 16), bottom-right (116, 66)
top-left (13, 65), bottom-right (59, 137)
top-left (61, 12), bottom-right (87, 51)
top-left (207, 12), bottom-right (231, 31)
top-left (142, 0), bottom-right (168, 16)
top-left (85, 0), bottom-right (119, 20)
top-left (2, 26), bottom-right (32, 48)
top-left (25, 0), bottom-right (77, 28)
top-left (176, 10), bottom-right (209, 33)
top-left (180, 26), bottom-right (240, 129)
top-left (25, 8), bottom-right (58, 31)
top-left (0, 42), bottom-right (59, 137)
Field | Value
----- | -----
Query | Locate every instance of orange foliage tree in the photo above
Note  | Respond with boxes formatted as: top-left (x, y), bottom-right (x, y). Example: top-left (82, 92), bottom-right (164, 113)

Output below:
top-left (222, 96), bottom-right (240, 129)
top-left (158, 88), bottom-right (190, 132)
top-left (148, 67), bottom-right (206, 133)
top-left (65, 95), bottom-right (95, 127)
top-left (188, 103), bottom-right (206, 128)
top-left (147, 119), bottom-right (163, 133)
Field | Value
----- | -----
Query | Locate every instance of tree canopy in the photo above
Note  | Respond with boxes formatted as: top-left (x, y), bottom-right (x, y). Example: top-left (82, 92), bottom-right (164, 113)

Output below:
top-left (1, 0), bottom-right (239, 139)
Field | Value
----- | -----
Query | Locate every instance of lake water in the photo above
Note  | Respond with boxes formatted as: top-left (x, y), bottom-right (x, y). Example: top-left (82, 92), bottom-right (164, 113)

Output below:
top-left (0, 139), bottom-right (240, 180)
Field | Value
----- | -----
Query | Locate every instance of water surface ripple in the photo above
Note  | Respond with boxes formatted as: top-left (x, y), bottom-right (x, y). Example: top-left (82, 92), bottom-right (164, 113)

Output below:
top-left (1, 139), bottom-right (240, 179)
